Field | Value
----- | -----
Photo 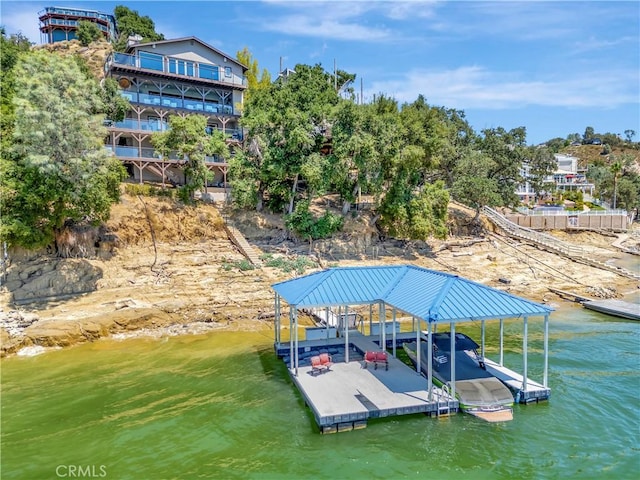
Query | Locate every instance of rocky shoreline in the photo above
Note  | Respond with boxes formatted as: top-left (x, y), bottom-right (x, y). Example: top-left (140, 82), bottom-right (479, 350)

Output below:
top-left (1, 197), bottom-right (637, 358)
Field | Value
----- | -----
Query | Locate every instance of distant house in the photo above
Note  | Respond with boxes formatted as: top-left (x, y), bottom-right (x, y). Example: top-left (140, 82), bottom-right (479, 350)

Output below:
top-left (516, 153), bottom-right (594, 204)
top-left (553, 154), bottom-right (594, 197)
top-left (103, 36), bottom-right (248, 186)
top-left (39, 6), bottom-right (117, 43)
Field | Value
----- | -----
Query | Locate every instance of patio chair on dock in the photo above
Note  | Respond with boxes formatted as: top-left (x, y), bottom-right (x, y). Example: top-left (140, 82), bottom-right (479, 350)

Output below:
top-left (375, 351), bottom-right (389, 370)
top-left (310, 354), bottom-right (333, 375)
top-left (319, 353), bottom-right (333, 371)
top-left (363, 351), bottom-right (388, 370)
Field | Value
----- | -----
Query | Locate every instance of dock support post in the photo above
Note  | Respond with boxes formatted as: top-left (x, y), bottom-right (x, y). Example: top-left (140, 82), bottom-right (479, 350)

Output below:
top-left (274, 293), bottom-right (280, 346)
top-left (289, 309), bottom-right (294, 371)
top-left (481, 319), bottom-right (485, 360)
top-left (427, 321), bottom-right (433, 401)
top-left (543, 314), bottom-right (549, 387)
top-left (325, 306), bottom-right (330, 340)
top-left (522, 316), bottom-right (528, 393)
top-left (379, 302), bottom-right (386, 350)
top-left (392, 307), bottom-right (397, 357)
top-left (369, 304), bottom-right (373, 336)
top-left (294, 309), bottom-right (299, 377)
top-left (344, 304), bottom-right (349, 363)
top-left (416, 318), bottom-right (421, 373)
top-left (499, 318), bottom-right (504, 366)
top-left (450, 322), bottom-right (456, 400)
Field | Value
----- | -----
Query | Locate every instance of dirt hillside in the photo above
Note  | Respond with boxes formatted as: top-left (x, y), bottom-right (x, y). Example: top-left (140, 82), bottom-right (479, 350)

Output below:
top-left (1, 195), bottom-right (637, 356)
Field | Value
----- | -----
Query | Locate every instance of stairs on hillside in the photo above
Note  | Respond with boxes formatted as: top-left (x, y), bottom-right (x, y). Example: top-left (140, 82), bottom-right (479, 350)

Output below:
top-left (222, 222), bottom-right (262, 267)
top-left (482, 207), bottom-right (640, 281)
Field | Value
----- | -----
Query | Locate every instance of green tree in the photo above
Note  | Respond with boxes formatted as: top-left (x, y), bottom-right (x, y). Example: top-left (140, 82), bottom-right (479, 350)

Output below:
top-left (544, 137), bottom-right (567, 153)
top-left (583, 126), bottom-right (595, 141)
top-left (238, 63), bottom-right (340, 213)
top-left (236, 47), bottom-right (271, 103)
top-left (152, 115), bottom-right (229, 202)
top-left (475, 126), bottom-right (527, 207)
top-left (610, 161), bottom-right (622, 209)
top-left (623, 129), bottom-right (636, 143)
top-left (101, 77), bottom-right (130, 122)
top-left (76, 20), bottom-right (102, 46)
top-left (2, 50), bottom-right (125, 251)
top-left (451, 150), bottom-right (502, 222)
top-left (113, 5), bottom-right (164, 51)
top-left (526, 146), bottom-right (557, 200)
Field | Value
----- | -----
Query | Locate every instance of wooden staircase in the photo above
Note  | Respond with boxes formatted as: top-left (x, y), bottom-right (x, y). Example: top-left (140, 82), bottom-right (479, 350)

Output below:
top-left (221, 220), bottom-right (262, 267)
top-left (482, 207), bottom-right (640, 281)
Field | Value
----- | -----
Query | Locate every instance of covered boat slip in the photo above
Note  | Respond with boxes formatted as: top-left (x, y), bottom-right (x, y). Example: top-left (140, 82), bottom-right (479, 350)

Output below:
top-left (272, 265), bottom-right (553, 431)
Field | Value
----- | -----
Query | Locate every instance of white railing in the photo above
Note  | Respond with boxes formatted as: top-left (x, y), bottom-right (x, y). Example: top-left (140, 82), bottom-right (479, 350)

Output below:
top-left (483, 207), bottom-right (584, 257)
top-left (517, 207), bottom-right (627, 217)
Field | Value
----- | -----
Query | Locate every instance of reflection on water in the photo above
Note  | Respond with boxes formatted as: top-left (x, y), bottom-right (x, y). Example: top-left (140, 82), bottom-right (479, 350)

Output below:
top-left (1, 305), bottom-right (639, 480)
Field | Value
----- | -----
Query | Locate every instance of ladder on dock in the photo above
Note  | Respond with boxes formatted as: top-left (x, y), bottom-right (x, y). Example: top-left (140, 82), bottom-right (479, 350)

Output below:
top-left (482, 207), bottom-right (640, 281)
top-left (433, 384), bottom-right (454, 417)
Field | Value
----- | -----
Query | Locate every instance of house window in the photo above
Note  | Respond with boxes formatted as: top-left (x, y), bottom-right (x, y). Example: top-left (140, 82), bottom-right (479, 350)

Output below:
top-left (224, 66), bottom-right (232, 78)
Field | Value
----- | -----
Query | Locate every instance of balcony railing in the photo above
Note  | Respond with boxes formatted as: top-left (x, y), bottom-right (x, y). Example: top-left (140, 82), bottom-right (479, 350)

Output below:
top-left (106, 118), bottom-right (242, 140)
top-left (108, 118), bottom-right (169, 132)
top-left (111, 51), bottom-right (247, 87)
top-left (120, 91), bottom-right (234, 115)
top-left (106, 146), bottom-right (229, 164)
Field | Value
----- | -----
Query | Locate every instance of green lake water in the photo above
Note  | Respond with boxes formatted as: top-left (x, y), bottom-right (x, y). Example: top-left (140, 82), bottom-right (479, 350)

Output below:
top-left (1, 304), bottom-right (639, 480)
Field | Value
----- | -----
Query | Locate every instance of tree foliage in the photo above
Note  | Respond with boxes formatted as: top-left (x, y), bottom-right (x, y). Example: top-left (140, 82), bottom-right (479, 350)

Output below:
top-left (235, 63), bottom-right (339, 213)
top-left (526, 145), bottom-right (557, 200)
top-left (451, 151), bottom-right (502, 221)
top-left (77, 20), bottom-right (103, 46)
top-left (1, 50), bottom-right (125, 251)
top-left (236, 47), bottom-right (271, 103)
top-left (113, 5), bottom-right (164, 51)
top-left (152, 115), bottom-right (229, 202)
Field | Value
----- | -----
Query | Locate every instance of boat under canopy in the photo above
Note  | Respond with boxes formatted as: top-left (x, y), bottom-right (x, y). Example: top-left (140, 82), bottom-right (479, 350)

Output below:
top-left (404, 333), bottom-right (515, 422)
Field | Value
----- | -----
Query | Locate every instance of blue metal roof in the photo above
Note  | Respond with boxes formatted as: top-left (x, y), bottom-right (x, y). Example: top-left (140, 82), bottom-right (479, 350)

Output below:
top-left (272, 265), bottom-right (553, 323)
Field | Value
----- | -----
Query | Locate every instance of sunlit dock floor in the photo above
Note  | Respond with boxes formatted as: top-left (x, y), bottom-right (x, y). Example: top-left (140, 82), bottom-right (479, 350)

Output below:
top-left (280, 332), bottom-right (457, 433)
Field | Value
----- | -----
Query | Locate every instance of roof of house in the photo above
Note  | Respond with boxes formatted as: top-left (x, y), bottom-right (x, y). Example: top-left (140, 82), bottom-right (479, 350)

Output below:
top-left (126, 36), bottom-right (248, 71)
top-left (272, 265), bottom-right (553, 323)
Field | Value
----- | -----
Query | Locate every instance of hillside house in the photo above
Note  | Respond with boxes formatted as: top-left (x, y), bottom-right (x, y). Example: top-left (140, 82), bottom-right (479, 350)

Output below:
top-left (104, 36), bottom-right (247, 187)
top-left (39, 6), bottom-right (117, 43)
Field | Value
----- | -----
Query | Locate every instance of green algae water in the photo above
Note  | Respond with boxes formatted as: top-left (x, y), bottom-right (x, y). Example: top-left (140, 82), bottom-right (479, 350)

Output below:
top-left (2, 305), bottom-right (639, 480)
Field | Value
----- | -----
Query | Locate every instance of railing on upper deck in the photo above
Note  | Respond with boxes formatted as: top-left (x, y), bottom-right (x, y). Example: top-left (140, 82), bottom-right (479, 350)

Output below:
top-left (120, 91), bottom-right (235, 115)
top-left (110, 51), bottom-right (247, 88)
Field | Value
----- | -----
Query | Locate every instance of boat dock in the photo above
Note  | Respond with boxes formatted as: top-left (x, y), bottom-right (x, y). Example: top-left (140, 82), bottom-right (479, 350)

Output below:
top-left (276, 332), bottom-right (457, 433)
top-left (483, 358), bottom-right (551, 403)
top-left (548, 287), bottom-right (639, 321)
top-left (583, 299), bottom-right (640, 320)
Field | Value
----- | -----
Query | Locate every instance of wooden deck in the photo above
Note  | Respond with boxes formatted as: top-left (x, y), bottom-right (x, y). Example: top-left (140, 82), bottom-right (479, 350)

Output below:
top-left (281, 332), bottom-right (457, 433)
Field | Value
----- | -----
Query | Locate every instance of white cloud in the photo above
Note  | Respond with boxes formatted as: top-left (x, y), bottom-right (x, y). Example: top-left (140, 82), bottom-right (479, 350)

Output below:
top-left (365, 66), bottom-right (639, 109)
top-left (261, 14), bottom-right (391, 41)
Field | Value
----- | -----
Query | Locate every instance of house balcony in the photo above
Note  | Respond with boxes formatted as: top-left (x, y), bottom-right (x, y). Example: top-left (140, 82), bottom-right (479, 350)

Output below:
top-left (106, 146), bottom-right (227, 165)
top-left (109, 51), bottom-right (247, 89)
top-left (120, 91), bottom-right (236, 115)
top-left (105, 118), bottom-right (243, 140)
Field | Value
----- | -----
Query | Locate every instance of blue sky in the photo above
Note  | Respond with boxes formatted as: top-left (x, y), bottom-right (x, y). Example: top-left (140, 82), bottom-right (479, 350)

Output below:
top-left (2, 0), bottom-right (639, 145)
